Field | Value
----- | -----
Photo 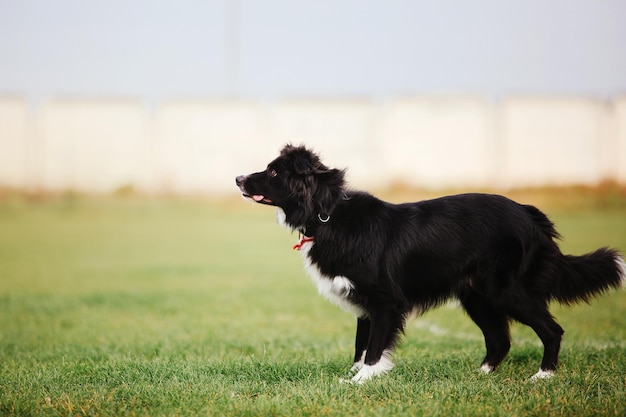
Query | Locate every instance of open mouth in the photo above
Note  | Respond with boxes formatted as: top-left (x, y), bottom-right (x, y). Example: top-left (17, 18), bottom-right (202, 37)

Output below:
top-left (242, 193), bottom-right (273, 204)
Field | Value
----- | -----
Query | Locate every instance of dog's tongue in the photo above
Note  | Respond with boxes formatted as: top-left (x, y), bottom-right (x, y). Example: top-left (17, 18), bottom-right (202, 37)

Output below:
top-left (252, 195), bottom-right (265, 202)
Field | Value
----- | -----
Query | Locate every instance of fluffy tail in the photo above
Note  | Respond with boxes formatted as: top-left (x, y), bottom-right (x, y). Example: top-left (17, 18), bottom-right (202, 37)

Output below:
top-left (553, 248), bottom-right (626, 304)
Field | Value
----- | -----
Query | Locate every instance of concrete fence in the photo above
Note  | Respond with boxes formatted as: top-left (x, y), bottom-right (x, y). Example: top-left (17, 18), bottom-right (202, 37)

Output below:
top-left (1, 95), bottom-right (625, 194)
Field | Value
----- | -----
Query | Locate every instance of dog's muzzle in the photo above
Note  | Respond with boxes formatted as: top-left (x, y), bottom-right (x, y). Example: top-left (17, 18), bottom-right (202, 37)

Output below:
top-left (235, 175), bottom-right (273, 204)
top-left (235, 175), bottom-right (246, 189)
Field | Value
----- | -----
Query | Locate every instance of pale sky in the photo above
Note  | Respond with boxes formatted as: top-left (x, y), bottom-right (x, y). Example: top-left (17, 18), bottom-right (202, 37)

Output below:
top-left (1, 0), bottom-right (625, 100)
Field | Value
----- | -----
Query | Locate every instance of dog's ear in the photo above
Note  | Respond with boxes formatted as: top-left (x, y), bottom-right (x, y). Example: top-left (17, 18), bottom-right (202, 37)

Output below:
top-left (315, 168), bottom-right (346, 216)
top-left (296, 155), bottom-right (336, 176)
top-left (294, 153), bottom-right (313, 175)
top-left (318, 168), bottom-right (345, 186)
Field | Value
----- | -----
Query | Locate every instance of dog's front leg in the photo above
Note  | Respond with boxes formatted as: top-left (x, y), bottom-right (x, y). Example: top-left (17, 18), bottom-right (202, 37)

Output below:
top-left (351, 307), bottom-right (403, 383)
top-left (350, 317), bottom-right (370, 372)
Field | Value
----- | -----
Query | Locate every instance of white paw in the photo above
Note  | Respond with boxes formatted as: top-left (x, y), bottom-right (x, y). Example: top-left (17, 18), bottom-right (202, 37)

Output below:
top-left (350, 361), bottom-right (364, 373)
top-left (479, 363), bottom-right (494, 374)
top-left (350, 351), bottom-right (394, 384)
top-left (530, 369), bottom-right (555, 381)
top-left (339, 356), bottom-right (366, 383)
top-left (351, 365), bottom-right (378, 384)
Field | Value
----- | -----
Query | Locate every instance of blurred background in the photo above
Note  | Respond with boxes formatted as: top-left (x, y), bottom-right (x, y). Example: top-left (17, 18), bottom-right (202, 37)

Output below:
top-left (1, 0), bottom-right (625, 195)
top-left (2, 4), bottom-right (626, 415)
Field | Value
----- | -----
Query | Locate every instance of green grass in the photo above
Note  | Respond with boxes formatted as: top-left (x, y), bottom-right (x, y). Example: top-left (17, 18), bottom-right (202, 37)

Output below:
top-left (1, 196), bottom-right (625, 416)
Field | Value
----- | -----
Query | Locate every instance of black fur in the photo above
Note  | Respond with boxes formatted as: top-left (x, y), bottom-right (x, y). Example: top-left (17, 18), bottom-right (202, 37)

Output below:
top-left (236, 144), bottom-right (625, 379)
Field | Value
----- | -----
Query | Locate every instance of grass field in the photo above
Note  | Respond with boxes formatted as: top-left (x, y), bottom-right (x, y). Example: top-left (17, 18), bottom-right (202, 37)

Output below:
top-left (1, 193), bottom-right (625, 416)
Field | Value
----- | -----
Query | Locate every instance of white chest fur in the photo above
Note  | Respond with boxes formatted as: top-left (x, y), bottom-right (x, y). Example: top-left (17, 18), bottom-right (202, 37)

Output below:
top-left (298, 240), bottom-right (366, 318)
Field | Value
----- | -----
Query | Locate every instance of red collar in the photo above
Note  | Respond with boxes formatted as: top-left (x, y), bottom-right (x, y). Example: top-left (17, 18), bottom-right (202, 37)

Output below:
top-left (292, 234), bottom-right (314, 251)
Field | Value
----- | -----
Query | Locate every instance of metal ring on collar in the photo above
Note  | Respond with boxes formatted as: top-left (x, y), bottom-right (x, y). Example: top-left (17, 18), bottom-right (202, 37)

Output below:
top-left (318, 213), bottom-right (330, 223)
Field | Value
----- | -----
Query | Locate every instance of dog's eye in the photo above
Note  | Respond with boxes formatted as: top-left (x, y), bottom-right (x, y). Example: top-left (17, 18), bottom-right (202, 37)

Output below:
top-left (268, 169), bottom-right (278, 178)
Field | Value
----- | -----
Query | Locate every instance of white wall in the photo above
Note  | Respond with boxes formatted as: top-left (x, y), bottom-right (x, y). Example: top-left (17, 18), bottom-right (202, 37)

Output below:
top-left (381, 97), bottom-right (495, 188)
top-left (38, 98), bottom-right (149, 192)
top-left (500, 97), bottom-right (612, 187)
top-left (1, 95), bottom-right (625, 194)
top-left (155, 99), bottom-right (266, 194)
top-left (0, 98), bottom-right (29, 188)
top-left (615, 97), bottom-right (626, 183)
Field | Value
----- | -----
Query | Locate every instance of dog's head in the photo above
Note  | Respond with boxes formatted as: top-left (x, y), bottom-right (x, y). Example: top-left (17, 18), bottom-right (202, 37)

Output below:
top-left (236, 144), bottom-right (346, 230)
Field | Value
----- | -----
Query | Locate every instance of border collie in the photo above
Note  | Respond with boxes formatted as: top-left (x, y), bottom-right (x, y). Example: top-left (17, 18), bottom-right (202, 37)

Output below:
top-left (236, 144), bottom-right (626, 383)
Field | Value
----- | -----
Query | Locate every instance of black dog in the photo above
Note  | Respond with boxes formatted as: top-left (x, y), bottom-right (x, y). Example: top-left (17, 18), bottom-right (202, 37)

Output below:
top-left (236, 144), bottom-right (625, 383)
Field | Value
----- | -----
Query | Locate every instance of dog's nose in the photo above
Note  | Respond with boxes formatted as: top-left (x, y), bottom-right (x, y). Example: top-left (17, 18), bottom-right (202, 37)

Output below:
top-left (235, 175), bottom-right (245, 187)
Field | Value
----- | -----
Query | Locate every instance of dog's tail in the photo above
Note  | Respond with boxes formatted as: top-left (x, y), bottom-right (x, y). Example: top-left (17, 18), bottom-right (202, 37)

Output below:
top-left (524, 205), bottom-right (625, 304)
top-left (552, 248), bottom-right (626, 304)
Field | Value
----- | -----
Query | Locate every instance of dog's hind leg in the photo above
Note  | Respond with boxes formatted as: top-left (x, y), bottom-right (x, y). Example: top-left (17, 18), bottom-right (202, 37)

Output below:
top-left (351, 306), bottom-right (403, 383)
top-left (502, 296), bottom-right (564, 380)
top-left (459, 289), bottom-right (511, 374)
